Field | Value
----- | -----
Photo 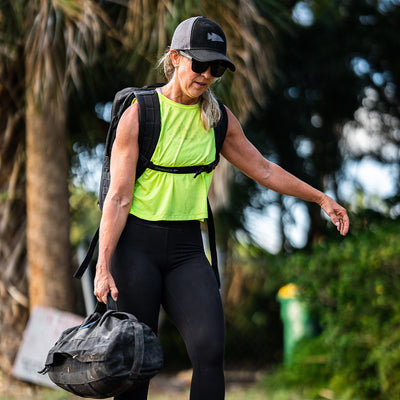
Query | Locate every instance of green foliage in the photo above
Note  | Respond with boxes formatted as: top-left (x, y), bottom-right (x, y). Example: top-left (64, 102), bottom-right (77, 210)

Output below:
top-left (69, 185), bottom-right (101, 249)
top-left (278, 217), bottom-right (400, 399)
top-left (223, 243), bottom-right (282, 367)
top-left (224, 285), bottom-right (282, 365)
top-left (262, 347), bottom-right (335, 399)
top-left (223, 241), bottom-right (286, 366)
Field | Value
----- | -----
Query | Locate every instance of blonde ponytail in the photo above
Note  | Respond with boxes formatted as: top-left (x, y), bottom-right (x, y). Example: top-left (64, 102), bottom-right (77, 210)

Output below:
top-left (158, 49), bottom-right (222, 131)
top-left (199, 89), bottom-right (221, 131)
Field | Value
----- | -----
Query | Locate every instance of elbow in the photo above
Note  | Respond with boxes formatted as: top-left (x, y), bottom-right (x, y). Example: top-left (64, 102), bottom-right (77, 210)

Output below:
top-left (254, 161), bottom-right (273, 187)
top-left (107, 191), bottom-right (133, 212)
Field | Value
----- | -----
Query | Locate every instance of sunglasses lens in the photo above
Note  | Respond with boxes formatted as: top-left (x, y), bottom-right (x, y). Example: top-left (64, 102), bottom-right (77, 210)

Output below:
top-left (184, 52), bottom-right (226, 78)
top-left (210, 64), bottom-right (227, 78)
top-left (190, 57), bottom-right (227, 77)
top-left (191, 59), bottom-right (209, 74)
top-left (180, 50), bottom-right (228, 77)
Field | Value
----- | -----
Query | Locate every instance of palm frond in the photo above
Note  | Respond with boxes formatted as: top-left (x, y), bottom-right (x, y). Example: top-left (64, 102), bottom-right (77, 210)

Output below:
top-left (24, 0), bottom-right (113, 107)
top-left (119, 0), bottom-right (289, 122)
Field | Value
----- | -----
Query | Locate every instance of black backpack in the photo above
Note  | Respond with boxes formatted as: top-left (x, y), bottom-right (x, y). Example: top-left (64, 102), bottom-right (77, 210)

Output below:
top-left (74, 84), bottom-right (228, 287)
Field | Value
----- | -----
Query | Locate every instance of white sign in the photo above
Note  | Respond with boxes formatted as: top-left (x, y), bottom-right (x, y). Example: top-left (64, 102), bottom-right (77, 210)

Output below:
top-left (12, 306), bottom-right (84, 388)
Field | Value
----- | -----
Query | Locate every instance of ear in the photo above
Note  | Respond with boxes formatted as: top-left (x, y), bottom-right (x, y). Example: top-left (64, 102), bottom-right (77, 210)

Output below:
top-left (170, 49), bottom-right (180, 67)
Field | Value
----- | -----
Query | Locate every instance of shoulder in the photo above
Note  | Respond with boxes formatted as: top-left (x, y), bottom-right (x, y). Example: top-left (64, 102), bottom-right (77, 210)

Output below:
top-left (220, 105), bottom-right (253, 159)
top-left (116, 102), bottom-right (140, 141)
top-left (223, 105), bottom-right (243, 138)
top-left (119, 101), bottom-right (139, 127)
top-left (213, 103), bottom-right (238, 133)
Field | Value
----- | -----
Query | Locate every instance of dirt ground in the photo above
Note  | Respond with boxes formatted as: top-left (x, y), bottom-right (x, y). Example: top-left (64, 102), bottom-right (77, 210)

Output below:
top-left (0, 369), bottom-right (266, 400)
top-left (149, 369), bottom-right (266, 397)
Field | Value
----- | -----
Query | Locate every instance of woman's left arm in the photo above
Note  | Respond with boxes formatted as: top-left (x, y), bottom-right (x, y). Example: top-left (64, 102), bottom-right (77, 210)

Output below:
top-left (220, 106), bottom-right (349, 236)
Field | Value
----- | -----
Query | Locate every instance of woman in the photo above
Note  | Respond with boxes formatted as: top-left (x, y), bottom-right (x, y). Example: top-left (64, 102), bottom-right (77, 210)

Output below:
top-left (94, 16), bottom-right (349, 400)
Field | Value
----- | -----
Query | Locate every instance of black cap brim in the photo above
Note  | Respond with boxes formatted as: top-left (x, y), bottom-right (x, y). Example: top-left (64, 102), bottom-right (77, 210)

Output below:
top-left (187, 49), bottom-right (236, 72)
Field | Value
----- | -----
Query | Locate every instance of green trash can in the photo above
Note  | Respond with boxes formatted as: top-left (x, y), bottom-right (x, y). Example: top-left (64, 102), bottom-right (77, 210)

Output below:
top-left (277, 284), bottom-right (315, 365)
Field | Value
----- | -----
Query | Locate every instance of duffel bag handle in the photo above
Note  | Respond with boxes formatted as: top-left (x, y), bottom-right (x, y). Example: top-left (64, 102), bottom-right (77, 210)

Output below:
top-left (103, 294), bottom-right (145, 377)
top-left (93, 294), bottom-right (118, 314)
top-left (107, 294), bottom-right (118, 311)
top-left (130, 322), bottom-right (144, 376)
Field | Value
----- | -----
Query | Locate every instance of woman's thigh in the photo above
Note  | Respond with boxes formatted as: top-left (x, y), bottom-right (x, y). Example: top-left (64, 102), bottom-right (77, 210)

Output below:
top-left (111, 216), bottom-right (165, 333)
top-left (162, 252), bottom-right (225, 364)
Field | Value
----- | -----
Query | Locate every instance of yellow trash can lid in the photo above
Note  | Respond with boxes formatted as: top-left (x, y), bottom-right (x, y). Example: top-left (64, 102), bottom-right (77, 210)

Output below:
top-left (277, 283), bottom-right (298, 299)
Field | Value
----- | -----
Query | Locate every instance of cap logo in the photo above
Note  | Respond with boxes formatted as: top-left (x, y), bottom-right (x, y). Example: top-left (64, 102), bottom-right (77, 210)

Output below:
top-left (207, 32), bottom-right (224, 43)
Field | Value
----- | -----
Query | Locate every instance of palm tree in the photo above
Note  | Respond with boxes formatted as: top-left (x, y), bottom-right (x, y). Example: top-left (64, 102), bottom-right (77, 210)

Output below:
top-left (0, 0), bottom-right (111, 374)
top-left (24, 0), bottom-right (111, 312)
top-left (0, 0), bottom-right (283, 375)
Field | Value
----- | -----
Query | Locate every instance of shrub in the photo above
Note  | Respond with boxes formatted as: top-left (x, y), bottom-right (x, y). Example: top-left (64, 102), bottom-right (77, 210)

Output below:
top-left (281, 218), bottom-right (400, 399)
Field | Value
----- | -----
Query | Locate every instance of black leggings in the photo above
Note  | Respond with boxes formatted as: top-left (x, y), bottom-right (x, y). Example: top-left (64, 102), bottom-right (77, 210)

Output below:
top-left (112, 215), bottom-right (225, 400)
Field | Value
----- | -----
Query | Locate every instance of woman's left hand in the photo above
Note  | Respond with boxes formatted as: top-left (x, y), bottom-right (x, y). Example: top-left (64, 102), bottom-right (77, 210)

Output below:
top-left (319, 194), bottom-right (350, 236)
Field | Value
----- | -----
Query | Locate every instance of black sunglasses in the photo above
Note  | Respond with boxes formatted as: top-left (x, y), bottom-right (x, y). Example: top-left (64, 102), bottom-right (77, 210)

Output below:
top-left (179, 51), bottom-right (227, 78)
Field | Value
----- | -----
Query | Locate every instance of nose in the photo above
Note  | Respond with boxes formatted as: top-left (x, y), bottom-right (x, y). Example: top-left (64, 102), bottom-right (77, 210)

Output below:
top-left (201, 66), bottom-right (213, 79)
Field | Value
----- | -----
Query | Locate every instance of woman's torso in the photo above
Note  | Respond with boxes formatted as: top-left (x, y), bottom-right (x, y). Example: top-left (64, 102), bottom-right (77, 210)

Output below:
top-left (130, 91), bottom-right (216, 221)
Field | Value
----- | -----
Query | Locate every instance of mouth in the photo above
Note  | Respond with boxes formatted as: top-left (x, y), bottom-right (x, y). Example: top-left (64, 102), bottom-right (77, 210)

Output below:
top-left (194, 81), bottom-right (208, 89)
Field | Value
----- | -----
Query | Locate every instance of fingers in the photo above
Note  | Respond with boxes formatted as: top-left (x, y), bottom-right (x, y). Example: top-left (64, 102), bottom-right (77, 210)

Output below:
top-left (94, 287), bottom-right (109, 304)
top-left (93, 274), bottom-right (119, 304)
top-left (110, 284), bottom-right (119, 302)
top-left (332, 209), bottom-right (350, 236)
top-left (321, 195), bottom-right (350, 236)
top-left (342, 214), bottom-right (349, 236)
top-left (95, 289), bottom-right (118, 304)
top-left (335, 214), bottom-right (349, 236)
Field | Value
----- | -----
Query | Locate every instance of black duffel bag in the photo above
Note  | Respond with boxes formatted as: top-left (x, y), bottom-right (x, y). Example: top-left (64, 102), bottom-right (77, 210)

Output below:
top-left (40, 297), bottom-right (163, 398)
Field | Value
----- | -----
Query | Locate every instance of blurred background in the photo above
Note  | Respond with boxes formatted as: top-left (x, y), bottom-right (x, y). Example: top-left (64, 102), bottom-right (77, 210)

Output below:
top-left (1, 0), bottom-right (400, 399)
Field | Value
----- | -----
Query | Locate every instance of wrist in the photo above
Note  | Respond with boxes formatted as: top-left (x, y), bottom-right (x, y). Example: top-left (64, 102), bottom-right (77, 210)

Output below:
top-left (96, 257), bottom-right (111, 274)
top-left (315, 191), bottom-right (328, 207)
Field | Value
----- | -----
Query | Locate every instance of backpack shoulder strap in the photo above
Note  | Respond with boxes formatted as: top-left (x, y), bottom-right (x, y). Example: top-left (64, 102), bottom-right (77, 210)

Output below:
top-left (74, 227), bottom-right (99, 279)
top-left (207, 199), bottom-right (221, 288)
top-left (214, 100), bottom-right (228, 156)
top-left (205, 100), bottom-right (227, 289)
top-left (135, 89), bottom-right (161, 179)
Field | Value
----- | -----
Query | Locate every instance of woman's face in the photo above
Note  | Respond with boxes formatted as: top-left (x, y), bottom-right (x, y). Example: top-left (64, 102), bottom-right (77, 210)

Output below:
top-left (171, 50), bottom-right (215, 102)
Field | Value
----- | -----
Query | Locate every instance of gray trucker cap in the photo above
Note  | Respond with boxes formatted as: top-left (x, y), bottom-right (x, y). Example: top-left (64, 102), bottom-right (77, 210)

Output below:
top-left (171, 16), bottom-right (236, 71)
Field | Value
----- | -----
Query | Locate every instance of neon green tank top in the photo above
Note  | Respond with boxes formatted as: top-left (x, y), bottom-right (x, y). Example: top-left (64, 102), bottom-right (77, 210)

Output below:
top-left (130, 91), bottom-right (215, 221)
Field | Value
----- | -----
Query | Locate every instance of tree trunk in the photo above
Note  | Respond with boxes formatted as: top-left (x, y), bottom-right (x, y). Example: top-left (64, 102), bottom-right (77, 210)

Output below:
top-left (25, 89), bottom-right (74, 312)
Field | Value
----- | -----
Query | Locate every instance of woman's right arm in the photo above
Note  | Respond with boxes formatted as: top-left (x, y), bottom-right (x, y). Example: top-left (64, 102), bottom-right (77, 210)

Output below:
top-left (93, 103), bottom-right (140, 304)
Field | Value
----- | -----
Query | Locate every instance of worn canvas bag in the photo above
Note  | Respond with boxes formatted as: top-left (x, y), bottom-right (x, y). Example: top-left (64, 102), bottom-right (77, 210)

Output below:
top-left (40, 298), bottom-right (163, 398)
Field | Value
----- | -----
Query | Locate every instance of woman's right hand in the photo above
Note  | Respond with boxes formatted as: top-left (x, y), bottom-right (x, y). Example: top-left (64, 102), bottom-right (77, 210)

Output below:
top-left (93, 267), bottom-right (119, 304)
